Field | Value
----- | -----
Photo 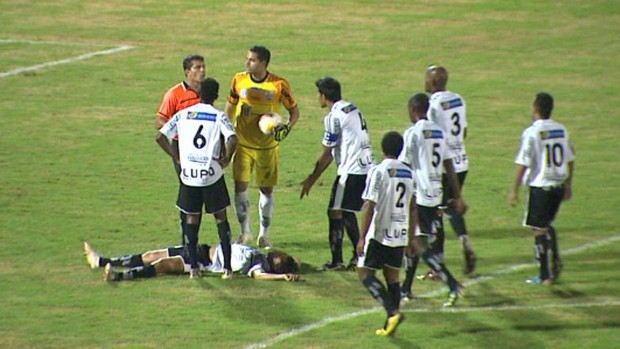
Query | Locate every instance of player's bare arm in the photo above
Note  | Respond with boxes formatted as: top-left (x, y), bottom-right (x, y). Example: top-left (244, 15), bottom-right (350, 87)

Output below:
top-left (300, 145), bottom-right (334, 199)
top-left (510, 164), bottom-right (527, 207)
top-left (155, 115), bottom-right (168, 129)
top-left (251, 270), bottom-right (300, 281)
top-left (224, 101), bottom-right (237, 124)
top-left (357, 200), bottom-right (375, 257)
top-left (406, 195), bottom-right (418, 257)
top-left (218, 134), bottom-right (238, 169)
top-left (563, 161), bottom-right (575, 201)
top-left (155, 133), bottom-right (179, 163)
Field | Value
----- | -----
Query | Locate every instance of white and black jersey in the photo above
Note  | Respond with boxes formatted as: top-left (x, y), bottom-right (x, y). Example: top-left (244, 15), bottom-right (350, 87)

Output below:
top-left (159, 103), bottom-right (235, 187)
top-left (362, 158), bottom-right (414, 248)
top-left (399, 119), bottom-right (452, 207)
top-left (515, 119), bottom-right (575, 188)
top-left (322, 100), bottom-right (375, 175)
top-left (207, 243), bottom-right (269, 277)
top-left (428, 91), bottom-right (468, 173)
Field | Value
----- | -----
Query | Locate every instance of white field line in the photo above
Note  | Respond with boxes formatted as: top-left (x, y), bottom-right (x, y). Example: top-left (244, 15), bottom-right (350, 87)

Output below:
top-left (0, 39), bottom-right (110, 46)
top-left (241, 234), bottom-right (620, 349)
top-left (0, 42), bottom-right (135, 78)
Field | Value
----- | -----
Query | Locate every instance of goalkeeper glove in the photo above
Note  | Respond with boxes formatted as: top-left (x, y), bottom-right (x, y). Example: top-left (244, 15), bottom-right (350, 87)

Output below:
top-left (273, 123), bottom-right (290, 142)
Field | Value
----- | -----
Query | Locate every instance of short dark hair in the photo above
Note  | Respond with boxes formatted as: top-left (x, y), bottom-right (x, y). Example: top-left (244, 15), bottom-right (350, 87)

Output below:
top-left (315, 77), bottom-right (342, 102)
top-left (382, 131), bottom-right (404, 158)
top-left (199, 78), bottom-right (219, 104)
top-left (408, 93), bottom-right (429, 114)
top-left (267, 251), bottom-right (300, 274)
top-left (534, 92), bottom-right (554, 119)
top-left (182, 54), bottom-right (204, 71)
top-left (249, 45), bottom-right (271, 65)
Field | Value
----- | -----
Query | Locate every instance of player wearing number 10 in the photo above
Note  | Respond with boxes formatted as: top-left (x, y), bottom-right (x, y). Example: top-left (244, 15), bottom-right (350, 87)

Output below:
top-left (426, 65), bottom-right (476, 274)
top-left (156, 78), bottom-right (238, 279)
top-left (510, 92), bottom-right (575, 285)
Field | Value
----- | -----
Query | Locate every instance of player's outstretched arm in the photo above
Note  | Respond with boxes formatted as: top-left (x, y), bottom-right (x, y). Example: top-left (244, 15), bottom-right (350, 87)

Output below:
top-left (300, 146), bottom-right (333, 199)
top-left (252, 270), bottom-right (300, 281)
top-left (510, 165), bottom-right (527, 207)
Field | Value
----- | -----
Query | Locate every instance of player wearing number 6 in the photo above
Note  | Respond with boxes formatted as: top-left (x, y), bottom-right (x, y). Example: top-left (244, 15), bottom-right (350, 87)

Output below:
top-left (510, 92), bottom-right (575, 285)
top-left (425, 65), bottom-right (477, 275)
top-left (156, 77), bottom-right (238, 279)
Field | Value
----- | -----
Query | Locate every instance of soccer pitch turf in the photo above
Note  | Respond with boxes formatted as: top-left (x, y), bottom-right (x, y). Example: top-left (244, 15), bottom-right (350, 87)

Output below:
top-left (1, 1), bottom-right (619, 348)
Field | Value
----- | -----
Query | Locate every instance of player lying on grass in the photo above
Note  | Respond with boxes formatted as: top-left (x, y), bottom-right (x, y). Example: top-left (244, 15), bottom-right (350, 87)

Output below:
top-left (84, 242), bottom-right (300, 282)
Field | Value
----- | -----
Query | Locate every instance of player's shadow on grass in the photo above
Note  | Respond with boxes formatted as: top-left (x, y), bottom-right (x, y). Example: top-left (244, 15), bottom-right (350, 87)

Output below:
top-left (388, 336), bottom-right (420, 349)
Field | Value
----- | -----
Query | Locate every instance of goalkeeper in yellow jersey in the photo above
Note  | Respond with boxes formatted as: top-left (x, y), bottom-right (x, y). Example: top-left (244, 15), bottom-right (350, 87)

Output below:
top-left (225, 45), bottom-right (300, 249)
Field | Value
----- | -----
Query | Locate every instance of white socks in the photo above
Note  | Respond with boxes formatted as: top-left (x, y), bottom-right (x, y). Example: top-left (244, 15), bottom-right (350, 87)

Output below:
top-left (234, 191), bottom-right (251, 235)
top-left (259, 192), bottom-right (274, 237)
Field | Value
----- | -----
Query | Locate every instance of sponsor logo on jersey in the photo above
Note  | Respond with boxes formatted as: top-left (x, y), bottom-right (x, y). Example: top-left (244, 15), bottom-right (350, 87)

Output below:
top-left (341, 104), bottom-right (358, 113)
top-left (187, 112), bottom-right (216, 121)
top-left (441, 98), bottom-right (463, 110)
top-left (388, 168), bottom-right (413, 179)
top-left (423, 129), bottom-right (443, 139)
top-left (540, 129), bottom-right (565, 140)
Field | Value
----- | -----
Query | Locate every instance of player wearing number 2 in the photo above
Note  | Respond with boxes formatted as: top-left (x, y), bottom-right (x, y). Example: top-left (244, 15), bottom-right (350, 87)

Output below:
top-left (356, 131), bottom-right (413, 336)
top-left (425, 65), bottom-right (477, 275)
top-left (156, 77), bottom-right (238, 279)
top-left (300, 77), bottom-right (375, 271)
top-left (225, 45), bottom-right (299, 249)
top-left (510, 92), bottom-right (575, 285)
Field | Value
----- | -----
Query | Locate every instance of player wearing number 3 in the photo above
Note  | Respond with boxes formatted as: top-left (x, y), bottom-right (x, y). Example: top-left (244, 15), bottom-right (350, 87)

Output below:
top-left (425, 65), bottom-right (477, 275)
top-left (156, 77), bottom-right (238, 279)
top-left (510, 92), bottom-right (575, 285)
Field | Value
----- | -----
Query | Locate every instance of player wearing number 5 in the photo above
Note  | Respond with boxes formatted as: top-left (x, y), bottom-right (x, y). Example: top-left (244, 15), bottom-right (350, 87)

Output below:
top-left (510, 92), bottom-right (575, 285)
top-left (225, 46), bottom-right (300, 249)
top-left (156, 78), bottom-right (238, 279)
top-left (399, 93), bottom-right (466, 307)
top-left (426, 65), bottom-right (476, 274)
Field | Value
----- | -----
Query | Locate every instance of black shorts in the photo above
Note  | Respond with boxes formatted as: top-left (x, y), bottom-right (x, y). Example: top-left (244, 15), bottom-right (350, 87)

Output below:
top-left (167, 244), bottom-right (212, 265)
top-left (361, 239), bottom-right (405, 270)
top-left (328, 174), bottom-right (367, 212)
top-left (176, 176), bottom-right (231, 214)
top-left (525, 186), bottom-right (564, 229)
top-left (442, 171), bottom-right (467, 204)
top-left (415, 205), bottom-right (444, 237)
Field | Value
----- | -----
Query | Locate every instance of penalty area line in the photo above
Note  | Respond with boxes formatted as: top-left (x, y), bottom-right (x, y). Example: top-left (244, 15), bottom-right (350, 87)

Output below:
top-left (240, 234), bottom-right (620, 349)
top-left (0, 45), bottom-right (135, 78)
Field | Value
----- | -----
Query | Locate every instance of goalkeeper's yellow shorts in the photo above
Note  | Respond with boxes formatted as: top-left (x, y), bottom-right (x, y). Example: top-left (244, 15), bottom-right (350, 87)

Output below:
top-left (232, 145), bottom-right (279, 187)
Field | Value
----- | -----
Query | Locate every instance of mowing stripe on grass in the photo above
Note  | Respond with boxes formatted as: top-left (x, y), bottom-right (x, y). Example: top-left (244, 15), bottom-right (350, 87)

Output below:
top-left (241, 234), bottom-right (620, 349)
top-left (0, 44), bottom-right (135, 78)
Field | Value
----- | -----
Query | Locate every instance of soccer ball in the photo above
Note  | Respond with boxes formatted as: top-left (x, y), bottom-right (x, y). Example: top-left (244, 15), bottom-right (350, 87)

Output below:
top-left (258, 112), bottom-right (284, 135)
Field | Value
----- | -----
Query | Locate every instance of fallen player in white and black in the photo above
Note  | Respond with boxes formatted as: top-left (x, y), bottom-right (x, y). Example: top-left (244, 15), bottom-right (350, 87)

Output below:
top-left (84, 242), bottom-right (300, 282)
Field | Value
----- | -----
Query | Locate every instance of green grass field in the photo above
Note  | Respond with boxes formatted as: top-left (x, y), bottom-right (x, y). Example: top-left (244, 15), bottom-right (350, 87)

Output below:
top-left (1, 1), bottom-right (619, 348)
